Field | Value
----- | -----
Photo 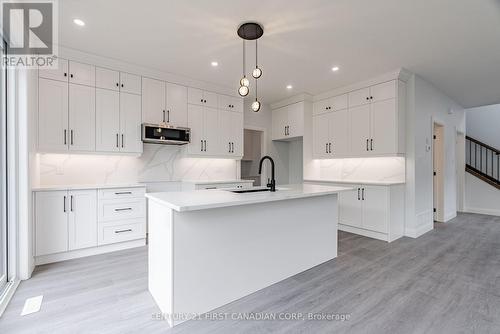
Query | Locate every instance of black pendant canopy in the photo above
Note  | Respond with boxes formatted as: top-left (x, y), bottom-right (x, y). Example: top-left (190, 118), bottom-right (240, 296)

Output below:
top-left (237, 22), bottom-right (264, 40)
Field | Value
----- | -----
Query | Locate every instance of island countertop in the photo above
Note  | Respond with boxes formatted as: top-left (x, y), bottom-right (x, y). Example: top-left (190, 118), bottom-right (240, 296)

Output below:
top-left (145, 183), bottom-right (353, 212)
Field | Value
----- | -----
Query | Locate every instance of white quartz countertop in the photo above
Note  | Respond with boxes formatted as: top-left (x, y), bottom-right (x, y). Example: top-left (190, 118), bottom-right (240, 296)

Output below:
top-left (181, 179), bottom-right (254, 185)
top-left (304, 179), bottom-right (405, 186)
top-left (145, 183), bottom-right (354, 212)
top-left (32, 183), bottom-right (145, 192)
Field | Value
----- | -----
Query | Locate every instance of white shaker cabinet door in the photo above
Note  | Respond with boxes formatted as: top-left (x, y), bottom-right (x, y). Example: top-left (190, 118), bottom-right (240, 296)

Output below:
top-left (350, 104), bottom-right (371, 155)
top-left (370, 99), bottom-right (397, 155)
top-left (361, 186), bottom-right (388, 233)
top-left (68, 83), bottom-right (95, 152)
top-left (218, 110), bottom-right (233, 155)
top-left (271, 106), bottom-right (288, 140)
top-left (38, 78), bottom-right (69, 152)
top-left (313, 113), bottom-right (330, 158)
top-left (120, 72), bottom-right (141, 95)
top-left (142, 77), bottom-right (166, 124)
top-left (231, 111), bottom-right (244, 156)
top-left (339, 187), bottom-right (363, 228)
top-left (348, 87), bottom-right (370, 108)
top-left (95, 67), bottom-right (120, 91)
top-left (68, 190), bottom-right (98, 251)
top-left (187, 104), bottom-right (204, 155)
top-left (68, 61), bottom-right (95, 86)
top-left (203, 107), bottom-right (219, 155)
top-left (166, 83), bottom-right (188, 127)
top-left (330, 109), bottom-right (350, 157)
top-left (287, 102), bottom-right (304, 138)
top-left (39, 58), bottom-right (69, 82)
top-left (35, 191), bottom-right (68, 256)
top-left (96, 88), bottom-right (121, 152)
top-left (120, 92), bottom-right (143, 153)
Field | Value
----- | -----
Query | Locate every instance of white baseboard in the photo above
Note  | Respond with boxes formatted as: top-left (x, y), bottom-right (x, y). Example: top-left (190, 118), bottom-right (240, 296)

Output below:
top-left (339, 224), bottom-right (391, 242)
top-left (0, 280), bottom-right (20, 317)
top-left (35, 239), bottom-right (146, 265)
top-left (463, 207), bottom-right (500, 217)
top-left (444, 212), bottom-right (457, 222)
top-left (405, 210), bottom-right (434, 238)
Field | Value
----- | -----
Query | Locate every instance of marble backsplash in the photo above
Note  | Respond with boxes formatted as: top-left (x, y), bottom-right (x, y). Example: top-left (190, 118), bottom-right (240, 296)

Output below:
top-left (36, 144), bottom-right (238, 186)
top-left (305, 157), bottom-right (405, 182)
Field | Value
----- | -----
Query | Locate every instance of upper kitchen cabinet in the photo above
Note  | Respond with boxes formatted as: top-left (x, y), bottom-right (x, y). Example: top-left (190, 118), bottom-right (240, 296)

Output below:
top-left (187, 104), bottom-right (219, 156)
top-left (219, 110), bottom-right (243, 157)
top-left (313, 108), bottom-right (350, 158)
top-left (68, 84), bottom-right (96, 151)
top-left (38, 78), bottom-right (69, 152)
top-left (313, 94), bottom-right (348, 115)
top-left (272, 101), bottom-right (305, 141)
top-left (218, 94), bottom-right (243, 113)
top-left (68, 61), bottom-right (95, 86)
top-left (142, 78), bottom-right (188, 127)
top-left (96, 67), bottom-right (141, 95)
top-left (188, 88), bottom-right (218, 108)
top-left (39, 58), bottom-right (69, 82)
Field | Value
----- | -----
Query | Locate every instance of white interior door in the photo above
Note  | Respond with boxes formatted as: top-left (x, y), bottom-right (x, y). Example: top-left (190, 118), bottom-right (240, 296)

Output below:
top-left (68, 84), bottom-right (95, 151)
top-left (68, 190), bottom-right (97, 251)
top-left (120, 93), bottom-right (143, 153)
top-left (166, 83), bottom-right (188, 127)
top-left (350, 104), bottom-right (371, 155)
top-left (142, 78), bottom-right (165, 124)
top-left (339, 186), bottom-right (363, 228)
top-left (361, 186), bottom-right (388, 233)
top-left (330, 109), bottom-right (350, 156)
top-left (187, 104), bottom-right (204, 155)
top-left (313, 113), bottom-right (330, 158)
top-left (371, 99), bottom-right (396, 154)
top-left (96, 88), bottom-right (120, 152)
top-left (35, 191), bottom-right (68, 256)
top-left (203, 107), bottom-right (219, 155)
top-left (38, 78), bottom-right (68, 152)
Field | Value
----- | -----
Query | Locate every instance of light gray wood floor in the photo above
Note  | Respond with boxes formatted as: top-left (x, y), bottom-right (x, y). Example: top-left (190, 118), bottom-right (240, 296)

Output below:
top-left (1, 213), bottom-right (500, 333)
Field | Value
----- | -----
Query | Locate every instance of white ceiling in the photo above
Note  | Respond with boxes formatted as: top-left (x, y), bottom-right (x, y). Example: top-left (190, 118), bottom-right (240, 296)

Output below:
top-left (59, 0), bottom-right (500, 108)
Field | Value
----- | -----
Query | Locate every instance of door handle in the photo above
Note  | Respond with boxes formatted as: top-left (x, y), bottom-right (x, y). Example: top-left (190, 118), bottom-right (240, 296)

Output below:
top-left (64, 129), bottom-right (67, 145)
top-left (70, 195), bottom-right (73, 211)
top-left (63, 195), bottom-right (66, 212)
top-left (70, 130), bottom-right (74, 145)
top-left (366, 139), bottom-right (369, 151)
top-left (370, 139), bottom-right (373, 151)
top-left (357, 188), bottom-right (360, 200)
top-left (121, 134), bottom-right (124, 148)
top-left (362, 188), bottom-right (365, 201)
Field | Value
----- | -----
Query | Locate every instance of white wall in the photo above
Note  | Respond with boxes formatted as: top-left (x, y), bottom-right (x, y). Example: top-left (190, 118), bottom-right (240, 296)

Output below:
top-left (405, 74), bottom-right (465, 237)
top-left (243, 101), bottom-right (290, 184)
top-left (466, 103), bottom-right (500, 148)
top-left (464, 173), bottom-right (500, 216)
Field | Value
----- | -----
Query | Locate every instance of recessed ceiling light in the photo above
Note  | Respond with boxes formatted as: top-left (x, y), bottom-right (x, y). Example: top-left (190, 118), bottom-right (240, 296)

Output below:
top-left (211, 61), bottom-right (218, 67)
top-left (73, 18), bottom-right (85, 26)
top-left (331, 66), bottom-right (340, 72)
top-left (286, 85), bottom-right (293, 89)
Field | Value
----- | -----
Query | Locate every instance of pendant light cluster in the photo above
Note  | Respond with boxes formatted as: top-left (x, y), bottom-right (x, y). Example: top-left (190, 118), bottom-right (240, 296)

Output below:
top-left (237, 22), bottom-right (263, 112)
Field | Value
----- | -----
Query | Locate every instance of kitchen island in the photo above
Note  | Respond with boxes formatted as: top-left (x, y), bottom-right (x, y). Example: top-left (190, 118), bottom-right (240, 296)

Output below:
top-left (146, 184), bottom-right (352, 327)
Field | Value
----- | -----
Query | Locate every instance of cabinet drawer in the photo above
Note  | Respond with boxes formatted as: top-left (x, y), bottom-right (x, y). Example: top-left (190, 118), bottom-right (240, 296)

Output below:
top-left (98, 198), bottom-right (145, 221)
top-left (98, 219), bottom-right (145, 245)
top-left (98, 187), bottom-right (145, 200)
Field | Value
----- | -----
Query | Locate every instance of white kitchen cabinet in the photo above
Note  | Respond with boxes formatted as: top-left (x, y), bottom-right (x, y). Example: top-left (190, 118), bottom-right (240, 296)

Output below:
top-left (38, 78), bottom-right (69, 152)
top-left (187, 105), bottom-right (220, 156)
top-left (272, 102), bottom-right (305, 141)
top-left (203, 107), bottom-right (219, 155)
top-left (35, 191), bottom-right (69, 256)
top-left (361, 186), bottom-right (388, 233)
top-left (39, 58), bottom-right (69, 82)
top-left (219, 110), bottom-right (243, 156)
top-left (142, 78), bottom-right (187, 127)
top-left (312, 108), bottom-right (350, 158)
top-left (348, 87), bottom-right (370, 107)
top-left (120, 93), bottom-right (143, 153)
top-left (370, 80), bottom-right (396, 102)
top-left (68, 61), bottom-right (95, 86)
top-left (68, 190), bottom-right (98, 251)
top-left (120, 72), bottom-right (141, 95)
top-left (313, 94), bottom-right (348, 115)
top-left (338, 185), bottom-right (363, 229)
top-left (96, 67), bottom-right (120, 91)
top-left (68, 84), bottom-right (96, 151)
top-left (218, 95), bottom-right (243, 113)
top-left (187, 104), bottom-right (204, 154)
top-left (188, 88), bottom-right (217, 108)
top-left (350, 104), bottom-right (371, 155)
top-left (96, 88), bottom-right (121, 152)
top-left (371, 99), bottom-right (397, 154)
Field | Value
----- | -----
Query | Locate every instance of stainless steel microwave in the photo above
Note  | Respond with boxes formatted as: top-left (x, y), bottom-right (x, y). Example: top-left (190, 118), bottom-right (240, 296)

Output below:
top-left (141, 123), bottom-right (191, 145)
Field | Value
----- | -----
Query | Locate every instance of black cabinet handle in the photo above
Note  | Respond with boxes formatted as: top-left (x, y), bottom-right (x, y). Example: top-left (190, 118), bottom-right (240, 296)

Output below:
top-left (116, 134), bottom-right (119, 148)
top-left (63, 195), bottom-right (66, 212)
top-left (366, 139), bottom-right (369, 151)
top-left (114, 208), bottom-right (132, 212)
top-left (167, 110), bottom-right (170, 122)
top-left (64, 72), bottom-right (67, 77)
top-left (121, 134), bottom-right (124, 148)
top-left (70, 74), bottom-right (73, 78)
top-left (326, 143), bottom-right (328, 153)
top-left (370, 96), bottom-right (373, 100)
top-left (162, 110), bottom-right (165, 122)
top-left (357, 188), bottom-right (360, 200)
top-left (362, 188), bottom-right (365, 201)
top-left (116, 83), bottom-right (119, 87)
top-left (228, 142), bottom-right (231, 153)
top-left (204, 140), bottom-right (207, 152)
top-left (232, 142), bottom-right (234, 153)
top-left (200, 99), bottom-right (203, 102)
top-left (370, 139), bottom-right (373, 151)
top-left (70, 130), bottom-right (73, 145)
top-left (121, 84), bottom-right (124, 88)
top-left (366, 97), bottom-right (369, 101)
top-left (329, 142), bottom-right (332, 153)
top-left (115, 229), bottom-right (132, 234)
top-left (115, 191), bottom-right (132, 195)
top-left (64, 129), bottom-right (67, 145)
top-left (70, 195), bottom-right (73, 212)
top-left (204, 99), bottom-right (207, 103)
top-left (201, 140), bottom-right (203, 151)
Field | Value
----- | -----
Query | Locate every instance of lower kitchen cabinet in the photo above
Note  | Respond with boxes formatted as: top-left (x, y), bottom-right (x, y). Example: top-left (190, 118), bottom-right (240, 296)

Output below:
top-left (34, 186), bottom-right (146, 264)
top-left (334, 183), bottom-right (405, 242)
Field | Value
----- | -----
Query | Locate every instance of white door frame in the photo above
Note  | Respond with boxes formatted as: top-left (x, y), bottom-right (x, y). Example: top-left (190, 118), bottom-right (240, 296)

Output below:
top-left (242, 125), bottom-right (268, 186)
top-left (455, 129), bottom-right (465, 212)
top-left (432, 121), bottom-right (445, 222)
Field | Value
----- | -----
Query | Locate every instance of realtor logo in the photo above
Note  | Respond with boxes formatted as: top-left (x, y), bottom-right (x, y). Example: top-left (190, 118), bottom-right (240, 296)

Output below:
top-left (1, 0), bottom-right (58, 68)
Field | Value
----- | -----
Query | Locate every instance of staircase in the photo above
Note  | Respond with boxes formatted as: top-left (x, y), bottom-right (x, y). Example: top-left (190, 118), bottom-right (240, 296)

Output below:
top-left (466, 136), bottom-right (500, 189)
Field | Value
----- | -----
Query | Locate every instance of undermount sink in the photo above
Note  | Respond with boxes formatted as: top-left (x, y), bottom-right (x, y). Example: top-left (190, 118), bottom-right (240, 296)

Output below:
top-left (228, 187), bottom-right (271, 193)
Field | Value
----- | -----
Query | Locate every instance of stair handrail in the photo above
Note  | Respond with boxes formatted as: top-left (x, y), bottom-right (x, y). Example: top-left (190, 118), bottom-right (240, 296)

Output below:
top-left (466, 136), bottom-right (500, 155)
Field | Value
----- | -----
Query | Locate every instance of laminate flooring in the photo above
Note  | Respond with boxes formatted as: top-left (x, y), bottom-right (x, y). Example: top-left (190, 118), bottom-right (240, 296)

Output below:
top-left (1, 213), bottom-right (499, 334)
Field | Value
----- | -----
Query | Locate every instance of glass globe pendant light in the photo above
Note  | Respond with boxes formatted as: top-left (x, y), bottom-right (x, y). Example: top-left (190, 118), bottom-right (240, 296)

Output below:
top-left (238, 40), bottom-right (249, 97)
top-left (252, 40), bottom-right (262, 79)
top-left (251, 78), bottom-right (261, 112)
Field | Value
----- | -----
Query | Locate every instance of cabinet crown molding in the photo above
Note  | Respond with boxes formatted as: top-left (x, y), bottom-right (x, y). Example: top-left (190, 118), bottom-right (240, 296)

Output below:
top-left (270, 93), bottom-right (313, 110)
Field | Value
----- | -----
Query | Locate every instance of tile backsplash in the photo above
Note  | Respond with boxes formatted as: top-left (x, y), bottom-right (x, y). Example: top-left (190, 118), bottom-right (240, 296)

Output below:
top-left (37, 144), bottom-right (238, 186)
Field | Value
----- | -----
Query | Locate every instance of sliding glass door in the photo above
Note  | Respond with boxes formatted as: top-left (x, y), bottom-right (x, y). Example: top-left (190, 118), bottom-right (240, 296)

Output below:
top-left (0, 39), bottom-right (8, 293)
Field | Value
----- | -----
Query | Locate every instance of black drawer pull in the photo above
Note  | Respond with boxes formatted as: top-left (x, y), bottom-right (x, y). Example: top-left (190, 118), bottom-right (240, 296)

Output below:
top-left (114, 207), bottom-right (132, 212)
top-left (115, 229), bottom-right (132, 234)
top-left (114, 191), bottom-right (132, 195)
